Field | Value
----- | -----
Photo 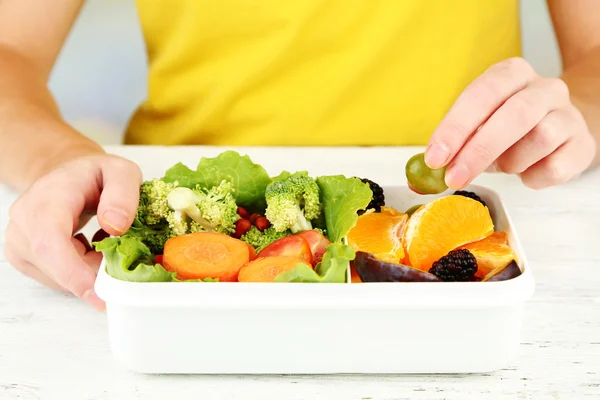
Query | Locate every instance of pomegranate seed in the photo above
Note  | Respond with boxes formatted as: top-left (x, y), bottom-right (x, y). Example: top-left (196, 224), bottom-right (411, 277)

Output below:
top-left (249, 213), bottom-right (261, 225)
top-left (234, 219), bottom-right (252, 238)
top-left (237, 206), bottom-right (250, 219)
top-left (255, 217), bottom-right (270, 232)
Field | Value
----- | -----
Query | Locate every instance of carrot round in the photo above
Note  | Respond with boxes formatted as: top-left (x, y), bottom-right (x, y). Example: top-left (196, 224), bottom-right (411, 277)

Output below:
top-left (238, 256), bottom-right (310, 282)
top-left (163, 232), bottom-right (251, 281)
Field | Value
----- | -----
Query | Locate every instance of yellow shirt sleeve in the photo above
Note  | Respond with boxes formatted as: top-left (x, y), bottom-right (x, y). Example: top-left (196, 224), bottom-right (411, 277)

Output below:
top-left (125, 0), bottom-right (521, 146)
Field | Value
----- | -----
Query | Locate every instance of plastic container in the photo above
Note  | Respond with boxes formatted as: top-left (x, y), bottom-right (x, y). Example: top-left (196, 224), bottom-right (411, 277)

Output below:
top-left (94, 184), bottom-right (535, 374)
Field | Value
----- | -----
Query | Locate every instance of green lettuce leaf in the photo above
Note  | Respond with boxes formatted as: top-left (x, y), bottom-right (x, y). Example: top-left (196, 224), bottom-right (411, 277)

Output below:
top-left (94, 236), bottom-right (175, 282)
top-left (162, 150), bottom-right (271, 212)
top-left (274, 242), bottom-right (355, 283)
top-left (315, 175), bottom-right (373, 243)
top-left (270, 170), bottom-right (308, 182)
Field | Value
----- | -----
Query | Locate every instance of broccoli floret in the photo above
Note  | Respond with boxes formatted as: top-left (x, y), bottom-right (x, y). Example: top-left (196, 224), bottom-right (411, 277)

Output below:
top-left (167, 181), bottom-right (239, 235)
top-left (264, 173), bottom-right (321, 233)
top-left (194, 180), bottom-right (239, 235)
top-left (240, 226), bottom-right (292, 252)
top-left (126, 179), bottom-right (239, 253)
top-left (137, 179), bottom-right (177, 225)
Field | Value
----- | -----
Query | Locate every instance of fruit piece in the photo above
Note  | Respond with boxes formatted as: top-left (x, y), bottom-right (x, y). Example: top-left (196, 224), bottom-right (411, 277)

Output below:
top-left (356, 178), bottom-right (385, 214)
top-left (238, 256), bottom-right (312, 282)
top-left (347, 209), bottom-right (407, 264)
top-left (249, 213), bottom-right (261, 225)
top-left (403, 195), bottom-right (494, 271)
top-left (155, 254), bottom-right (164, 265)
top-left (429, 249), bottom-right (478, 282)
top-left (237, 206), bottom-right (250, 219)
top-left (460, 231), bottom-right (516, 279)
top-left (255, 216), bottom-right (271, 232)
top-left (246, 243), bottom-right (257, 261)
top-left (454, 190), bottom-right (487, 207)
top-left (257, 235), bottom-right (313, 264)
top-left (405, 204), bottom-right (423, 217)
top-left (349, 262), bottom-right (362, 283)
top-left (163, 232), bottom-right (251, 281)
top-left (405, 152), bottom-right (448, 194)
top-left (379, 206), bottom-right (404, 216)
top-left (233, 219), bottom-right (252, 239)
top-left (297, 229), bottom-right (332, 266)
top-left (482, 260), bottom-right (522, 281)
top-left (354, 251), bottom-right (441, 282)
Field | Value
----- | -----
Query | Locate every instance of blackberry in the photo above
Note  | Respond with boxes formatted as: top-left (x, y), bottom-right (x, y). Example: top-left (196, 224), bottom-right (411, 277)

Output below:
top-left (454, 190), bottom-right (486, 207)
top-left (429, 249), bottom-right (478, 282)
top-left (357, 178), bottom-right (385, 214)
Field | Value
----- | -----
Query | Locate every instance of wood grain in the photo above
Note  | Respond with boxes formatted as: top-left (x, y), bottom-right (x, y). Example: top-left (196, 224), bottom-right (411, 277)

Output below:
top-left (0, 146), bottom-right (599, 400)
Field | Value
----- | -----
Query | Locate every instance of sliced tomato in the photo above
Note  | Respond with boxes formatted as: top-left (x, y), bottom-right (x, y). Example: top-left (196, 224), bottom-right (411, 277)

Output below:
top-left (297, 230), bottom-right (331, 266)
top-left (155, 254), bottom-right (164, 266)
top-left (258, 235), bottom-right (313, 265)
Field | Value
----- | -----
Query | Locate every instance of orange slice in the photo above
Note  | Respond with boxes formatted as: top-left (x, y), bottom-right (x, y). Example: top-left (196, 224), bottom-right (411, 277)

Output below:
top-left (460, 231), bottom-right (517, 279)
top-left (403, 195), bottom-right (494, 271)
top-left (347, 207), bottom-right (407, 264)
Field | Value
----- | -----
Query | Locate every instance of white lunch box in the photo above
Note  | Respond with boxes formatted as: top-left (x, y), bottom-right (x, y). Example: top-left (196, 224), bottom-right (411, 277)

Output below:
top-left (94, 184), bottom-right (535, 374)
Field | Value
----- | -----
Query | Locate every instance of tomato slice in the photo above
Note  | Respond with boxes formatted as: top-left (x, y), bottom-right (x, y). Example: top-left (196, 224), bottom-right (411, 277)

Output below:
top-left (155, 254), bottom-right (164, 266)
top-left (297, 230), bottom-right (331, 266)
top-left (257, 235), bottom-right (313, 265)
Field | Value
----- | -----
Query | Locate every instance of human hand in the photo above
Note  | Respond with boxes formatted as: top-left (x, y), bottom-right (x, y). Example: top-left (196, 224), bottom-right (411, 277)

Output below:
top-left (424, 57), bottom-right (598, 190)
top-left (4, 154), bottom-right (142, 311)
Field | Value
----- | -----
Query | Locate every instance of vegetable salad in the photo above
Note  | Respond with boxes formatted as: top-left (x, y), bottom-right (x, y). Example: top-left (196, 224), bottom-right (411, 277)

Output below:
top-left (94, 151), bottom-right (373, 283)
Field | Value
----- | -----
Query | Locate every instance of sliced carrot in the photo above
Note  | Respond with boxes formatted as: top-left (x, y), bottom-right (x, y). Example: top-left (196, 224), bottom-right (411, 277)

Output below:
top-left (163, 232), bottom-right (251, 282)
top-left (238, 256), bottom-right (311, 282)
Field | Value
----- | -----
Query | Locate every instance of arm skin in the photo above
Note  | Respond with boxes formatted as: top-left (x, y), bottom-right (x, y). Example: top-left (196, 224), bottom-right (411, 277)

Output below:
top-left (549, 0), bottom-right (600, 167)
top-left (0, 0), bottom-right (104, 193)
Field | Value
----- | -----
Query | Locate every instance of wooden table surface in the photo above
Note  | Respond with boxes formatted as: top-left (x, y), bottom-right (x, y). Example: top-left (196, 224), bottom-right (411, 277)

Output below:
top-left (1, 146), bottom-right (599, 400)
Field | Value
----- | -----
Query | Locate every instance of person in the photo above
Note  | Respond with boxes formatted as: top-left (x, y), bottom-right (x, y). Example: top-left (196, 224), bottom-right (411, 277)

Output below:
top-left (1, 1), bottom-right (598, 311)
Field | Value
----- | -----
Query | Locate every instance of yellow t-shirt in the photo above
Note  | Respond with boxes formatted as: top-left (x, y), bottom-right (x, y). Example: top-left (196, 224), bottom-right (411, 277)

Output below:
top-left (125, 1), bottom-right (521, 146)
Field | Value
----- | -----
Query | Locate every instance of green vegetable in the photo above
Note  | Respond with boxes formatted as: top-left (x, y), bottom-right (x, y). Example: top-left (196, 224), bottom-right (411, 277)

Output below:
top-left (162, 150), bottom-right (272, 212)
top-left (167, 181), bottom-right (240, 235)
top-left (94, 237), bottom-right (175, 282)
top-left (129, 179), bottom-right (239, 252)
top-left (240, 226), bottom-right (292, 252)
top-left (274, 242), bottom-right (355, 283)
top-left (125, 217), bottom-right (172, 255)
top-left (264, 173), bottom-right (321, 234)
top-left (405, 152), bottom-right (448, 194)
top-left (315, 175), bottom-right (373, 243)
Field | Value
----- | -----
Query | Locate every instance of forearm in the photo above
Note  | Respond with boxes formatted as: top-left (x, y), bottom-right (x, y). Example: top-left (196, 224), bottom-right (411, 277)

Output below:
top-left (0, 45), bottom-right (104, 192)
top-left (561, 45), bottom-right (600, 168)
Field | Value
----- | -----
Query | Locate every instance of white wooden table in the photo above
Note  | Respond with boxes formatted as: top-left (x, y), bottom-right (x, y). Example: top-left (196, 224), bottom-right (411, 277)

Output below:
top-left (1, 146), bottom-right (599, 400)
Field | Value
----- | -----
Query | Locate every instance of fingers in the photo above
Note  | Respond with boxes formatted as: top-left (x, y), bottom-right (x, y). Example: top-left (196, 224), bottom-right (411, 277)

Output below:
top-left (96, 157), bottom-right (142, 236)
top-left (9, 174), bottom-right (105, 311)
top-left (425, 57), bottom-right (538, 169)
top-left (495, 109), bottom-right (573, 174)
top-left (4, 154), bottom-right (140, 312)
top-left (72, 236), bottom-right (103, 274)
top-left (520, 131), bottom-right (597, 189)
top-left (444, 77), bottom-right (571, 188)
top-left (4, 222), bottom-right (67, 292)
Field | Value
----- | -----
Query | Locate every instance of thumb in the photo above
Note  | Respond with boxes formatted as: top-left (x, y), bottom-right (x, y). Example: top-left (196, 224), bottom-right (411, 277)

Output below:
top-left (96, 157), bottom-right (142, 236)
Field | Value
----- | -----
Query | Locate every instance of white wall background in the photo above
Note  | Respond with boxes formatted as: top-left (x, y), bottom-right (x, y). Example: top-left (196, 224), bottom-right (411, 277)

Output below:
top-left (48, 0), bottom-right (562, 145)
